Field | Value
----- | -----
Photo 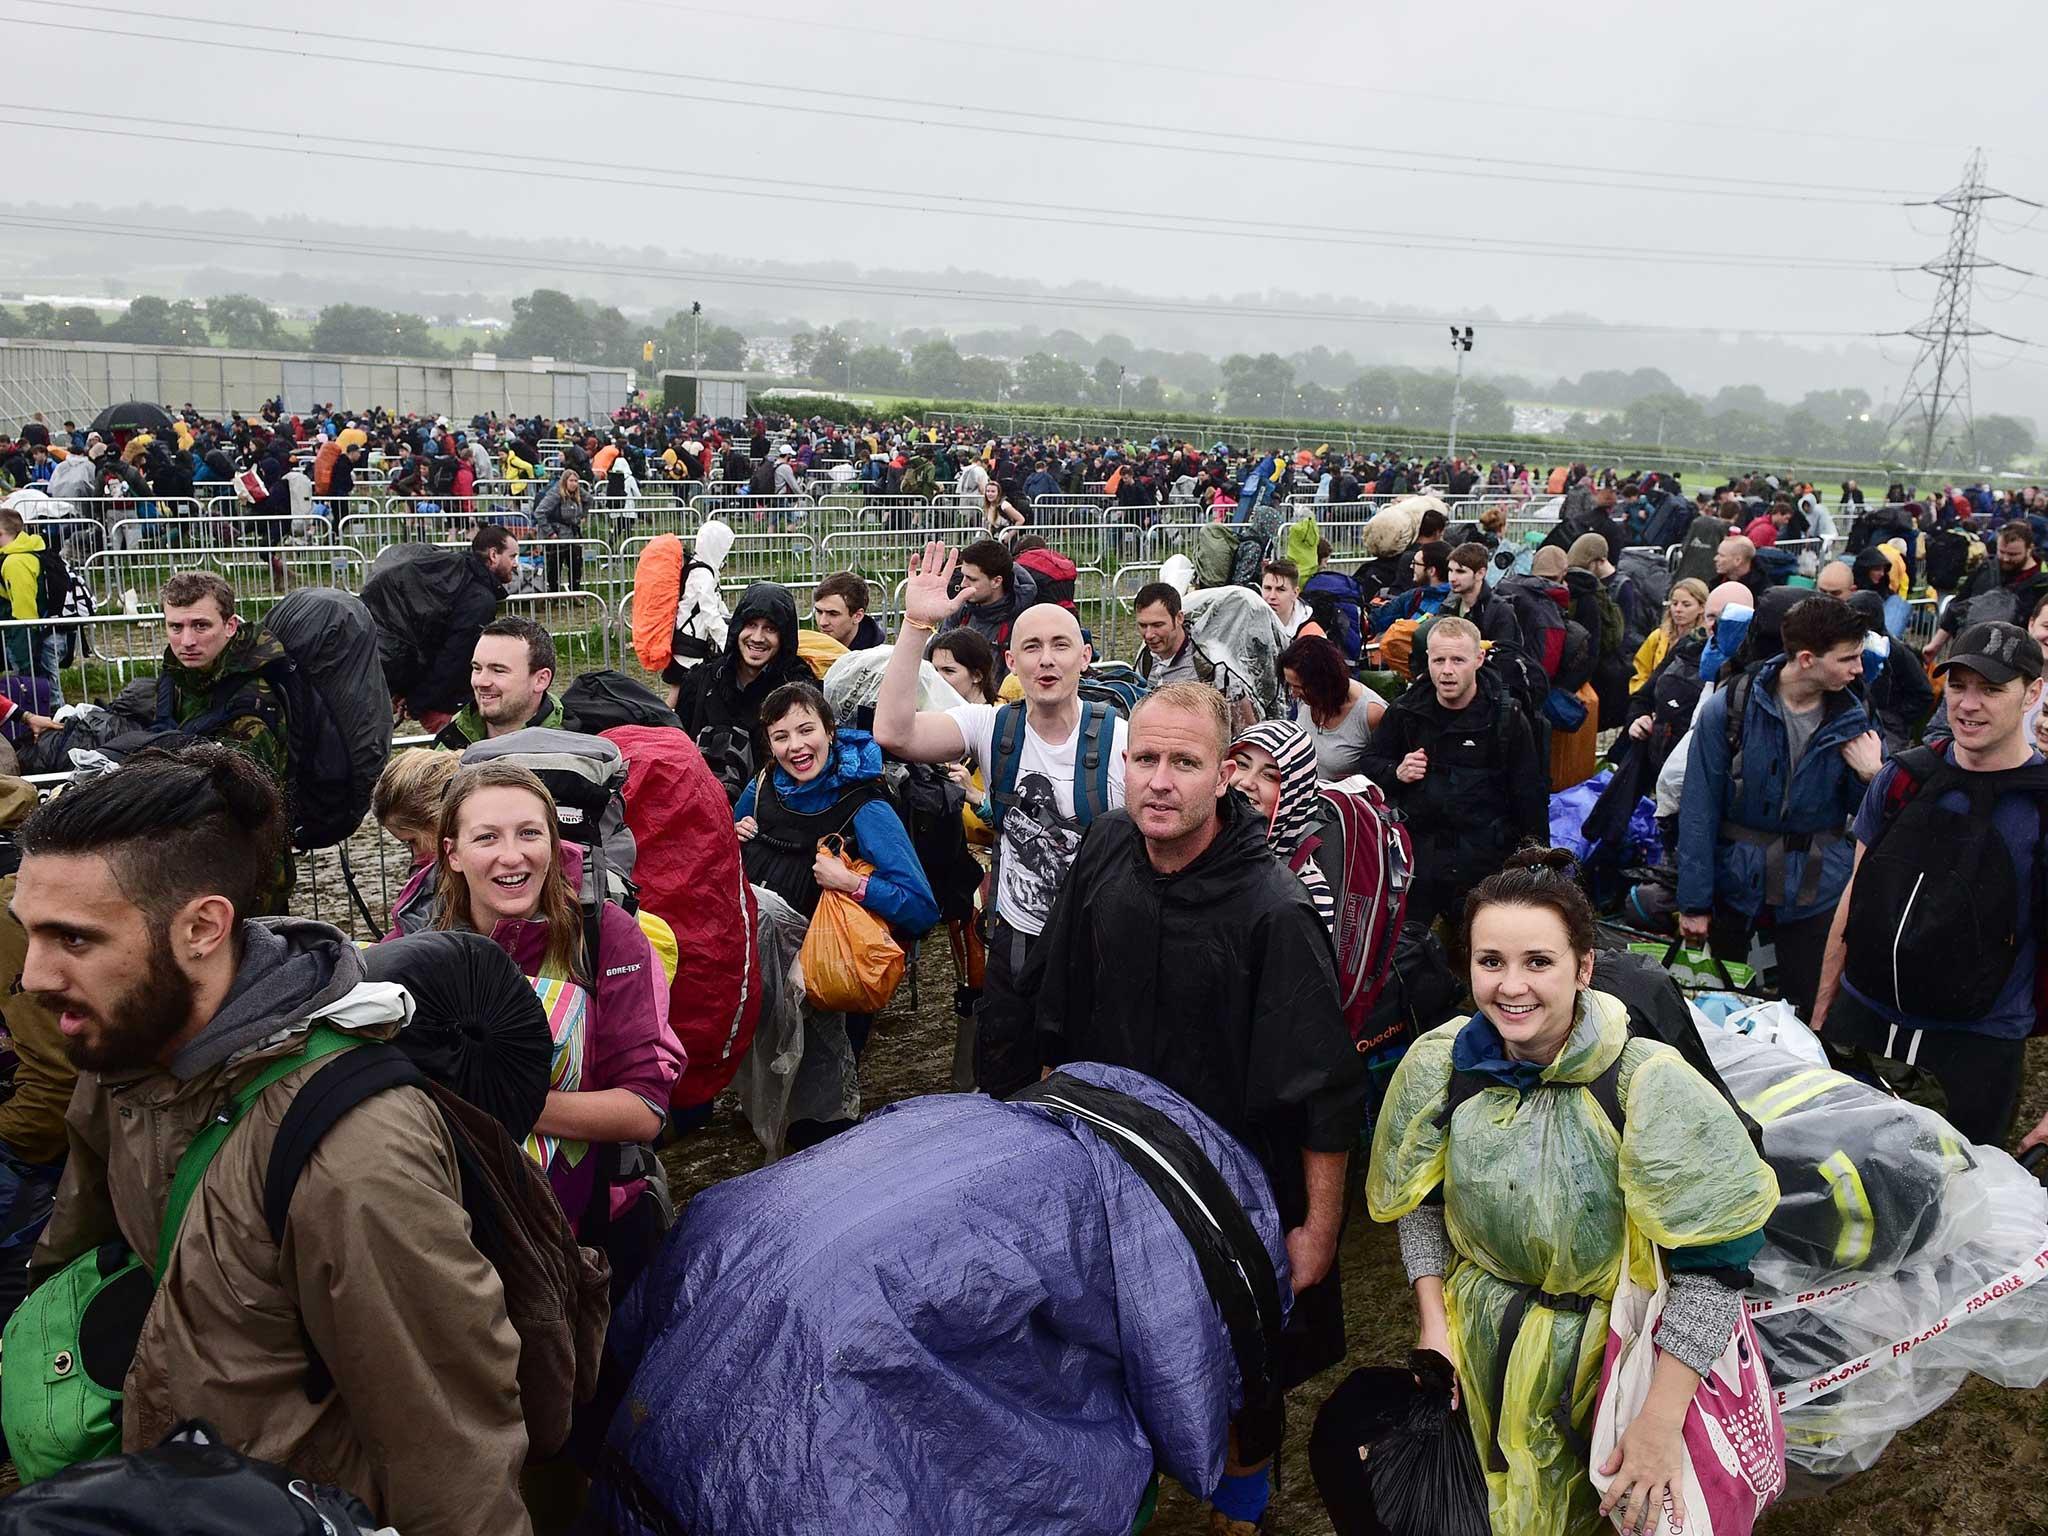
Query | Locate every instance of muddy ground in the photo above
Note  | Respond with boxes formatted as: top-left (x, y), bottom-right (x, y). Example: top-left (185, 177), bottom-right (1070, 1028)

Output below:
top-left (660, 936), bottom-right (2048, 1536)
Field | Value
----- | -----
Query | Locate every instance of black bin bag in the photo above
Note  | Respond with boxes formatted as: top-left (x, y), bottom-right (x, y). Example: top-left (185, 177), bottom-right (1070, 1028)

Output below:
top-left (1309, 1350), bottom-right (1490, 1536)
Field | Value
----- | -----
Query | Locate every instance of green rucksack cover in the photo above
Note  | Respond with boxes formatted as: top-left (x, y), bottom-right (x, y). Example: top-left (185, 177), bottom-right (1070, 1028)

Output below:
top-left (0, 1026), bottom-right (355, 1482)
top-left (1192, 523), bottom-right (1238, 589)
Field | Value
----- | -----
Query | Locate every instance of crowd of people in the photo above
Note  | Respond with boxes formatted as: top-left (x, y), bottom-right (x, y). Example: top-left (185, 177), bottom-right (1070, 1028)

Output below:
top-left (0, 398), bottom-right (2041, 1535)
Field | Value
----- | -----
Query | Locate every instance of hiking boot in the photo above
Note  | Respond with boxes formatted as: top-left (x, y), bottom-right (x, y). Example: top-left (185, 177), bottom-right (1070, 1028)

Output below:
top-left (1206, 1511), bottom-right (1274, 1535)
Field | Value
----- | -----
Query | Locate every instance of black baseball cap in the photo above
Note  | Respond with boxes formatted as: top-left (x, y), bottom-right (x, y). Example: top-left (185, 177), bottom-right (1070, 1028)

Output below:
top-left (1934, 621), bottom-right (2045, 685)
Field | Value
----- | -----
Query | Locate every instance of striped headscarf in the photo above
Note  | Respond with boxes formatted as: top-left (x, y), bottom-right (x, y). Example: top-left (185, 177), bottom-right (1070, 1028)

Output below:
top-left (1230, 718), bottom-right (1334, 932)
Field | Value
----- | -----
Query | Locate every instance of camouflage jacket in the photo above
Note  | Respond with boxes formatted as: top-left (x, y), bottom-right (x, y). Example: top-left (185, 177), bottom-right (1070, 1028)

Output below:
top-left (159, 623), bottom-right (294, 913)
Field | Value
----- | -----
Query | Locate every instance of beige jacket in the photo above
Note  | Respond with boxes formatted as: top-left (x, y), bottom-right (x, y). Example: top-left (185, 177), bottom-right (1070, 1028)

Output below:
top-left (34, 922), bottom-right (532, 1535)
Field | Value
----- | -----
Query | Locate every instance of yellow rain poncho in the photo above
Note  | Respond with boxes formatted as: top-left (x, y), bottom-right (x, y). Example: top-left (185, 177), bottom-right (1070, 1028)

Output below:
top-left (1367, 992), bottom-right (1776, 1536)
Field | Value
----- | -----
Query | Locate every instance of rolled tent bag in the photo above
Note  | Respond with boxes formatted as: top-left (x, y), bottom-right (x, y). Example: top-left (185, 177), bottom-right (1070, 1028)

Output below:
top-left (364, 930), bottom-right (553, 1141)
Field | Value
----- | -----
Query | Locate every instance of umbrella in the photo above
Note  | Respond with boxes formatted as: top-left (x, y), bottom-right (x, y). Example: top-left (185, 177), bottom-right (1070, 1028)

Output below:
top-left (364, 930), bottom-right (554, 1140)
top-left (89, 401), bottom-right (174, 435)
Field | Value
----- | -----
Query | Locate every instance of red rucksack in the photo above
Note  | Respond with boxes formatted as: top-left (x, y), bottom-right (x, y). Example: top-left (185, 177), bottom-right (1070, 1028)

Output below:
top-left (1288, 777), bottom-right (1415, 1048)
top-left (1013, 546), bottom-right (1078, 613)
top-left (603, 725), bottom-right (764, 1108)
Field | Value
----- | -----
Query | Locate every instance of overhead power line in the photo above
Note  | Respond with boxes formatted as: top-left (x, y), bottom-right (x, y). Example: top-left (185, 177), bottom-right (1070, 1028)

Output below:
top-left (0, 106), bottom-right (1904, 277)
top-left (602, 0), bottom-right (1972, 156)
top-left (0, 210), bottom-right (1946, 343)
top-left (1, 1), bottom-right (1915, 207)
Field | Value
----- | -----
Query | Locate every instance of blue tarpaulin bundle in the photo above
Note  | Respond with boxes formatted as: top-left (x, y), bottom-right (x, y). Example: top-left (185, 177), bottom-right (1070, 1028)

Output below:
top-left (590, 1064), bottom-right (1288, 1536)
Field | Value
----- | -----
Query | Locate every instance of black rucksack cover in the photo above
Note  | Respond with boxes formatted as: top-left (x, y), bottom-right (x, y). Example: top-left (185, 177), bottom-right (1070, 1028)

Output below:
top-left (1922, 528), bottom-right (1972, 593)
top-left (364, 931), bottom-right (554, 1140)
top-left (1588, 947), bottom-right (1749, 1132)
top-left (260, 588), bottom-right (391, 849)
top-left (1673, 515), bottom-right (1731, 586)
top-left (33, 544), bottom-right (68, 622)
top-left (361, 544), bottom-right (476, 697)
top-left (0, 1419), bottom-right (376, 1534)
top-left (562, 670), bottom-right (682, 735)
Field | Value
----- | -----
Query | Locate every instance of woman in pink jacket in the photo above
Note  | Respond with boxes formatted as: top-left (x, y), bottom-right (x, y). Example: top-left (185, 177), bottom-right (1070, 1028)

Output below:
top-left (429, 761), bottom-right (681, 1274)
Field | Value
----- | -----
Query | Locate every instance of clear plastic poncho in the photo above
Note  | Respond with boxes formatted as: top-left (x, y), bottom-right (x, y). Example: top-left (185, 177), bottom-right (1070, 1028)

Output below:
top-left (1368, 992), bottom-right (1778, 1536)
top-left (1182, 585), bottom-right (1288, 720)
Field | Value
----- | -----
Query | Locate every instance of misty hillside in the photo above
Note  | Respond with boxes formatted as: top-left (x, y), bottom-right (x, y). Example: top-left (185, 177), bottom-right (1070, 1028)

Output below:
top-left (0, 201), bottom-right (1972, 420)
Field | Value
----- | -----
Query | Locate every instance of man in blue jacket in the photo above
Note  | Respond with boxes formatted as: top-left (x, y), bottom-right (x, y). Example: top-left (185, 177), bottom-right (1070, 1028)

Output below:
top-left (1678, 596), bottom-right (1885, 1020)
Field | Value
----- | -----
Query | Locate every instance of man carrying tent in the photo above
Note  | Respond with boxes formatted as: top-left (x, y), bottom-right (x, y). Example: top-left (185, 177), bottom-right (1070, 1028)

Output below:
top-left (1030, 682), bottom-right (1366, 1535)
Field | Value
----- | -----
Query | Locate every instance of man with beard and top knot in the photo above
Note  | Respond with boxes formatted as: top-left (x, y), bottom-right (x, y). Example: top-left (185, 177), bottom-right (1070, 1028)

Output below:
top-left (1028, 682), bottom-right (1366, 1536)
top-left (877, 542), bottom-right (1127, 1097)
top-left (14, 744), bottom-right (530, 1535)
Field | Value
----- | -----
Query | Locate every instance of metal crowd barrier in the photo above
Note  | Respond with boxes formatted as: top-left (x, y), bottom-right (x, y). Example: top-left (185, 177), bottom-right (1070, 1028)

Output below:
top-left (820, 527), bottom-right (978, 590)
top-left (82, 545), bottom-right (362, 612)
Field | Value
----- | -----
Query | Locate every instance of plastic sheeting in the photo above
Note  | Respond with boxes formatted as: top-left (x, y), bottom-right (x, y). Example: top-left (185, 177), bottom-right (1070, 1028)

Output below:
top-left (1693, 1024), bottom-right (1980, 1290)
top-left (821, 648), bottom-right (966, 724)
top-left (730, 886), bottom-right (858, 1158)
top-left (591, 1064), bottom-right (1287, 1536)
top-left (1182, 584), bottom-right (1288, 720)
top-left (1693, 1023), bottom-right (2048, 1481)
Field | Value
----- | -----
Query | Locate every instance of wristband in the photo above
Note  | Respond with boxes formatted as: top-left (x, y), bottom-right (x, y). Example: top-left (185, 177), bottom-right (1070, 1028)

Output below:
top-left (852, 874), bottom-right (870, 903)
top-left (901, 617), bottom-right (937, 635)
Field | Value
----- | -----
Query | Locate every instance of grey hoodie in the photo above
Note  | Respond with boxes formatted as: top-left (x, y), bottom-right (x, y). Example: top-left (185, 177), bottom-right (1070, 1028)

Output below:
top-left (167, 918), bottom-right (368, 1081)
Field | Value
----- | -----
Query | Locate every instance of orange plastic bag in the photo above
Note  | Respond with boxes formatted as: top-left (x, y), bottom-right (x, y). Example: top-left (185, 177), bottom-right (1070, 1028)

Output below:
top-left (799, 839), bottom-right (906, 1013)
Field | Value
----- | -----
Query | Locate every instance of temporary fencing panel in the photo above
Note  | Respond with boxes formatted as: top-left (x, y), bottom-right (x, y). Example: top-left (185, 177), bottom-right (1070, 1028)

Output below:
top-left (821, 527), bottom-right (978, 592)
top-left (83, 545), bottom-right (361, 613)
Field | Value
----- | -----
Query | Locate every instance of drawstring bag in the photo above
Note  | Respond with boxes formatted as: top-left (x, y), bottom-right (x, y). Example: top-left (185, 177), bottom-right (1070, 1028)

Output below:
top-left (799, 837), bottom-right (905, 1014)
top-left (1589, 1253), bottom-right (1786, 1535)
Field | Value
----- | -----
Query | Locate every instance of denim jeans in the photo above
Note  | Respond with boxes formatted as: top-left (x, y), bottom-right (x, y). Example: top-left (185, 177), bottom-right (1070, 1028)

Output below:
top-left (0, 1140), bottom-right (64, 1329)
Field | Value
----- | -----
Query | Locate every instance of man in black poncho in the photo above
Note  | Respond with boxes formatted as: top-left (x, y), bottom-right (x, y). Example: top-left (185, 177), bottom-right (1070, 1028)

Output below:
top-left (1027, 682), bottom-right (1367, 1535)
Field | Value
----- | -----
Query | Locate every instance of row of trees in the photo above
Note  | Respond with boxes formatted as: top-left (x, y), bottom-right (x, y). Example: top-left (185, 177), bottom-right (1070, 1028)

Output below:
top-left (0, 289), bottom-right (750, 370)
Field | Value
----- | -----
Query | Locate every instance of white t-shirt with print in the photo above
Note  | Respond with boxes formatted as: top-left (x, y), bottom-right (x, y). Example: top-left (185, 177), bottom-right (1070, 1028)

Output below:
top-left (947, 701), bottom-right (1128, 936)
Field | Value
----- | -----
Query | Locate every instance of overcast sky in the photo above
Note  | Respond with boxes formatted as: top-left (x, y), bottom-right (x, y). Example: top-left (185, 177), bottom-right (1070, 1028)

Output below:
top-left (6, 0), bottom-right (2048, 405)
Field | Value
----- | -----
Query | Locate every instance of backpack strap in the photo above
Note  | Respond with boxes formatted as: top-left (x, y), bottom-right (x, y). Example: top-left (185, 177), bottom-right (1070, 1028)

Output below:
top-left (1723, 670), bottom-right (1753, 804)
top-left (986, 702), bottom-right (1029, 830)
top-left (1072, 700), bottom-right (1114, 829)
top-left (262, 1042), bottom-right (427, 1245)
top-left (1014, 1072), bottom-right (1286, 1458)
top-left (1583, 1051), bottom-right (1627, 1140)
top-left (156, 1023), bottom-right (359, 1280)
top-left (1286, 833), bottom-right (1323, 876)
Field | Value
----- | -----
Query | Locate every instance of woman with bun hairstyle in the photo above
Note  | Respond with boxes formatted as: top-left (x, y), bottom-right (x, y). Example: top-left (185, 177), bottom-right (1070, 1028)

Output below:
top-left (1367, 848), bottom-right (1777, 1536)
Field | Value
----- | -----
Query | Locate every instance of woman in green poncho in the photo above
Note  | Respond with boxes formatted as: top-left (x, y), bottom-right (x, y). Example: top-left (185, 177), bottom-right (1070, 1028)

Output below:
top-left (1367, 848), bottom-right (1777, 1536)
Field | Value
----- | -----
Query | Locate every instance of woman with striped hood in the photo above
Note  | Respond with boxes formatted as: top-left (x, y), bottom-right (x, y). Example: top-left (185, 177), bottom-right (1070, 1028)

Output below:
top-left (1227, 718), bottom-right (1335, 932)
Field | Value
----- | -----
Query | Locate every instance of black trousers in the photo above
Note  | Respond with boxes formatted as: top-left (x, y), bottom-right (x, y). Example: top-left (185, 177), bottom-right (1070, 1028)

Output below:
top-left (1707, 905), bottom-right (1833, 1022)
top-left (975, 916), bottom-right (1043, 1099)
top-left (1825, 990), bottom-right (2029, 1146)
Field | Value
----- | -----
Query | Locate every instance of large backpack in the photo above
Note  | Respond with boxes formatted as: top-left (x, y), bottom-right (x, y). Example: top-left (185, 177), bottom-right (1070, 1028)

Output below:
top-left (1191, 523), bottom-right (1238, 589)
top-left (1076, 661), bottom-right (1147, 718)
top-left (630, 533), bottom-right (686, 671)
top-left (1674, 514), bottom-right (1731, 586)
top-left (260, 1041), bottom-right (611, 1461)
top-left (987, 699), bottom-right (1116, 838)
top-left (361, 543), bottom-right (480, 700)
top-left (1290, 777), bottom-right (1414, 1046)
top-left (1841, 744), bottom-right (2048, 1024)
top-left (1302, 570), bottom-right (1364, 662)
top-left (32, 544), bottom-right (68, 623)
top-left (1013, 547), bottom-right (1078, 614)
top-left (604, 725), bottom-right (763, 1112)
top-left (461, 728), bottom-right (638, 967)
top-left (1922, 527), bottom-right (1973, 593)
top-left (562, 669), bottom-right (681, 734)
top-left (747, 460), bottom-right (777, 496)
top-left (153, 589), bottom-right (390, 851)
